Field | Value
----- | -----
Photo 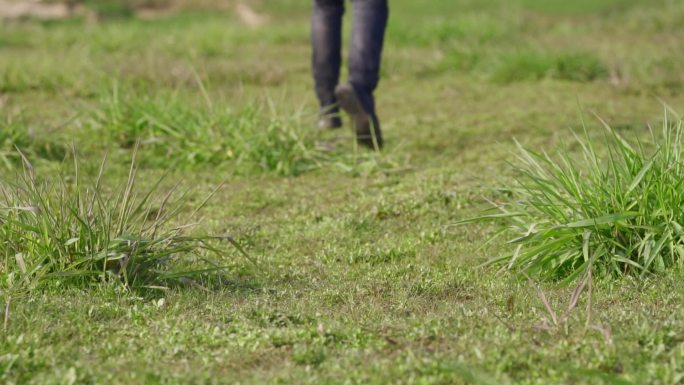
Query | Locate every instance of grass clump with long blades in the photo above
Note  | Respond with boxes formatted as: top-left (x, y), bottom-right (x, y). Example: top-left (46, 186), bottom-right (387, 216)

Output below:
top-left (477, 114), bottom-right (684, 282)
top-left (0, 149), bottom-right (250, 291)
top-left (90, 85), bottom-right (324, 176)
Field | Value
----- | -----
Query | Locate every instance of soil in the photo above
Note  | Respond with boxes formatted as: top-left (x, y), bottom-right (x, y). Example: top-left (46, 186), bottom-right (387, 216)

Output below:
top-left (0, 0), bottom-right (72, 19)
top-left (0, 0), bottom-right (269, 27)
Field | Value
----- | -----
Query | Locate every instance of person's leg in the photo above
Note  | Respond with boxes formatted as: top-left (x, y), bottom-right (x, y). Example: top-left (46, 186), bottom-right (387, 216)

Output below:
top-left (311, 0), bottom-right (344, 129)
top-left (348, 0), bottom-right (388, 109)
top-left (337, 0), bottom-right (388, 149)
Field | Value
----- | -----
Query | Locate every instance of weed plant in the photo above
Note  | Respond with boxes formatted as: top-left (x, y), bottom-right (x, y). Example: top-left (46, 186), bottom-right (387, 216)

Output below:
top-left (0, 149), bottom-right (249, 291)
top-left (477, 114), bottom-right (684, 281)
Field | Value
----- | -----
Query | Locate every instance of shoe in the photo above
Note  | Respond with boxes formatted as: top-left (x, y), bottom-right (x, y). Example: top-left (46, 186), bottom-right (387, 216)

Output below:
top-left (334, 84), bottom-right (383, 150)
top-left (317, 103), bottom-right (343, 130)
top-left (317, 114), bottom-right (343, 130)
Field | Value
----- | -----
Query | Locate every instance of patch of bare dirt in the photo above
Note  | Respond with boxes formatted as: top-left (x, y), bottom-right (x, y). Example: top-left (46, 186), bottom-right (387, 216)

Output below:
top-left (0, 0), bottom-right (271, 27)
top-left (0, 0), bottom-right (73, 20)
top-left (235, 2), bottom-right (268, 28)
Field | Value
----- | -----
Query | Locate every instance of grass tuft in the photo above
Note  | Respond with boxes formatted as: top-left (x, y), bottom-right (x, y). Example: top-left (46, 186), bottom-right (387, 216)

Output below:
top-left (89, 86), bottom-right (324, 176)
top-left (88, 85), bottom-right (407, 177)
top-left (0, 148), bottom-right (248, 291)
top-left (492, 51), bottom-right (608, 83)
top-left (474, 113), bottom-right (684, 281)
top-left (0, 114), bottom-right (67, 168)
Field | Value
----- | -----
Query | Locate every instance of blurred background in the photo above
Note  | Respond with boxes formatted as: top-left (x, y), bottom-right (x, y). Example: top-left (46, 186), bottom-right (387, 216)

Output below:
top-left (0, 0), bottom-right (656, 20)
top-left (1, 0), bottom-right (683, 168)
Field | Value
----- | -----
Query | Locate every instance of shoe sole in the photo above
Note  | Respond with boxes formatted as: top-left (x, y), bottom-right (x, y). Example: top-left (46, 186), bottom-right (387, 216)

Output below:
top-left (335, 85), bottom-right (368, 121)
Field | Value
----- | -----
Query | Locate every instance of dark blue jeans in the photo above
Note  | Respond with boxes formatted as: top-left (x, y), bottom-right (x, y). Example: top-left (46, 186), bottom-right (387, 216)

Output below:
top-left (312, 0), bottom-right (388, 116)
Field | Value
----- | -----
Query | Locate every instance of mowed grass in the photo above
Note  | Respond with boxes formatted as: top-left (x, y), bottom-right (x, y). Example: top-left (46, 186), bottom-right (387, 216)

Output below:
top-left (2, 0), bottom-right (684, 384)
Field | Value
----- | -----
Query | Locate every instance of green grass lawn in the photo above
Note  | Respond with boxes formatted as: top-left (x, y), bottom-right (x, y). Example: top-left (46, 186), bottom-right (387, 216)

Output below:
top-left (2, 0), bottom-right (684, 383)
